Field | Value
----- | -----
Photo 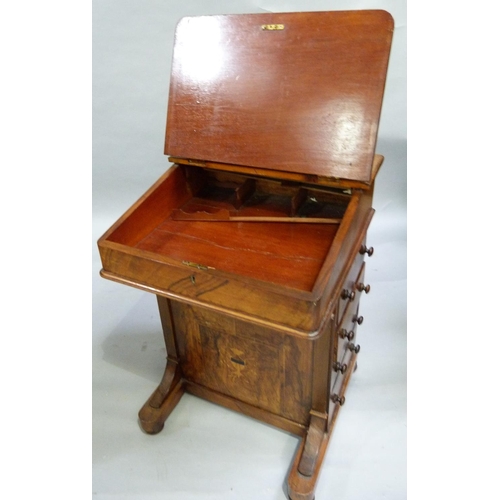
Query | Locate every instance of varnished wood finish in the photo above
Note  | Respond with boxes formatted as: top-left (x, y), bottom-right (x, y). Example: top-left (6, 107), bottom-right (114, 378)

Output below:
top-left (98, 165), bottom-right (375, 333)
top-left (136, 218), bottom-right (337, 290)
top-left (171, 165), bottom-right (349, 223)
top-left (168, 154), bottom-right (385, 191)
top-left (98, 121), bottom-right (377, 500)
top-left (97, 9), bottom-right (394, 500)
top-left (138, 361), bottom-right (184, 434)
top-left (297, 413), bottom-right (328, 476)
top-left (185, 381), bottom-right (307, 437)
top-left (157, 295), bottom-right (178, 360)
top-left (171, 302), bottom-right (314, 425)
top-left (288, 351), bottom-right (358, 500)
top-left (165, 11), bottom-right (393, 182)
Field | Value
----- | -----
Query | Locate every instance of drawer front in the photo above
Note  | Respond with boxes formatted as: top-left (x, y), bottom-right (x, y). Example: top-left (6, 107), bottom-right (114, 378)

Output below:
top-left (337, 300), bottom-right (360, 365)
top-left (331, 300), bottom-right (360, 392)
top-left (336, 248), bottom-right (365, 326)
top-left (330, 263), bottom-right (366, 393)
top-left (338, 263), bottom-right (366, 362)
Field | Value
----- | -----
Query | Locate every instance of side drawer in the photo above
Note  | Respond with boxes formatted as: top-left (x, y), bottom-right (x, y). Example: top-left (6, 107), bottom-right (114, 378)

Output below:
top-left (337, 263), bottom-right (367, 363)
top-left (330, 262), bottom-right (367, 394)
top-left (336, 248), bottom-right (365, 325)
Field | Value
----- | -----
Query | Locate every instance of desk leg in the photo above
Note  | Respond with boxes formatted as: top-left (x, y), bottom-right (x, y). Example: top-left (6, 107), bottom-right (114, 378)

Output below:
top-left (138, 296), bottom-right (185, 434)
top-left (287, 352), bottom-right (358, 500)
top-left (138, 360), bottom-right (184, 434)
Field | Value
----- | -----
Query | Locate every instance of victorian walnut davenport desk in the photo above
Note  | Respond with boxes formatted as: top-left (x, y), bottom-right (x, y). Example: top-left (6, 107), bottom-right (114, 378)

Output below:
top-left (98, 10), bottom-right (394, 500)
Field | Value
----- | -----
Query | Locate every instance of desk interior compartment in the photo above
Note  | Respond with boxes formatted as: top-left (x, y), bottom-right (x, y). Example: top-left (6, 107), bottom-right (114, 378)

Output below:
top-left (100, 164), bottom-right (352, 293)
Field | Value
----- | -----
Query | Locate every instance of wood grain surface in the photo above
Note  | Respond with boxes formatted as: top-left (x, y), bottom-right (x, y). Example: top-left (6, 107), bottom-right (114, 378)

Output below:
top-left (98, 9), bottom-right (394, 500)
top-left (165, 11), bottom-right (394, 182)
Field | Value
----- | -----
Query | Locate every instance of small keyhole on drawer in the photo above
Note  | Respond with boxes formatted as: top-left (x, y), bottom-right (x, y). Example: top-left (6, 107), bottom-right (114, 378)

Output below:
top-left (190, 275), bottom-right (196, 284)
top-left (230, 357), bottom-right (245, 366)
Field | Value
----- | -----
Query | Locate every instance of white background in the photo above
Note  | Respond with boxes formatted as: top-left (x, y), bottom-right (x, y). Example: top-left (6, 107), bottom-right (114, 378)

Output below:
top-left (92, 2), bottom-right (406, 499)
top-left (4, 2), bottom-right (498, 499)
top-left (0, 1), bottom-right (402, 500)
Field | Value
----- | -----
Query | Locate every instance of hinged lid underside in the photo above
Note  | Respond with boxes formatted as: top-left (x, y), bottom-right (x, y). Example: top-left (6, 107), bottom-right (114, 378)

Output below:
top-left (165, 10), bottom-right (394, 183)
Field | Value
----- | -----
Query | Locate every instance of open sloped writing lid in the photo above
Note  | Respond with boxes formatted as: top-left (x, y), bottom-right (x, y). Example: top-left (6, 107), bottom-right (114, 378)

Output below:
top-left (165, 10), bottom-right (394, 183)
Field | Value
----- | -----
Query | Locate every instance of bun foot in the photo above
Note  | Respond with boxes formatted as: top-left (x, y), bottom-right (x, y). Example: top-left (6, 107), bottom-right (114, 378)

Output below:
top-left (139, 419), bottom-right (164, 435)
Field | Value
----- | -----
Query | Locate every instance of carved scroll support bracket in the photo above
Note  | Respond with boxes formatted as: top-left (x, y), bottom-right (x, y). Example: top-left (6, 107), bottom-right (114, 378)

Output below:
top-left (297, 413), bottom-right (328, 477)
top-left (138, 359), bottom-right (184, 434)
top-left (287, 352), bottom-right (358, 500)
top-left (138, 296), bottom-right (185, 434)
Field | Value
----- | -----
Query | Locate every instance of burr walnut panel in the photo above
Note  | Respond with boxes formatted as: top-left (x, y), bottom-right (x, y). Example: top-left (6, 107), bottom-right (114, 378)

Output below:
top-left (171, 302), bottom-right (313, 424)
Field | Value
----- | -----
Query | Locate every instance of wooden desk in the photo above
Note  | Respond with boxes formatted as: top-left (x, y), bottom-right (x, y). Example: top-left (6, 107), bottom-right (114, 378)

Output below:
top-left (98, 10), bottom-right (394, 499)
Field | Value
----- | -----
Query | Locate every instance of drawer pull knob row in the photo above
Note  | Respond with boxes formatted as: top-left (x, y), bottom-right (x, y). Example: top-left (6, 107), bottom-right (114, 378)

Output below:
top-left (331, 394), bottom-right (345, 406)
top-left (341, 289), bottom-right (355, 301)
top-left (356, 283), bottom-right (371, 293)
top-left (339, 329), bottom-right (355, 341)
top-left (348, 343), bottom-right (361, 353)
top-left (359, 245), bottom-right (374, 256)
top-left (332, 362), bottom-right (347, 374)
top-left (354, 315), bottom-right (364, 325)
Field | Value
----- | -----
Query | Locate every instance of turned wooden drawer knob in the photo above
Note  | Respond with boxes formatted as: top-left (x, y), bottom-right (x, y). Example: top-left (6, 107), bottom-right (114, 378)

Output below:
top-left (354, 315), bottom-right (364, 325)
top-left (332, 362), bottom-right (347, 374)
top-left (339, 329), bottom-right (355, 341)
top-left (348, 343), bottom-right (361, 353)
top-left (359, 245), bottom-right (374, 256)
top-left (341, 289), bottom-right (355, 301)
top-left (356, 283), bottom-right (371, 293)
top-left (331, 394), bottom-right (345, 406)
